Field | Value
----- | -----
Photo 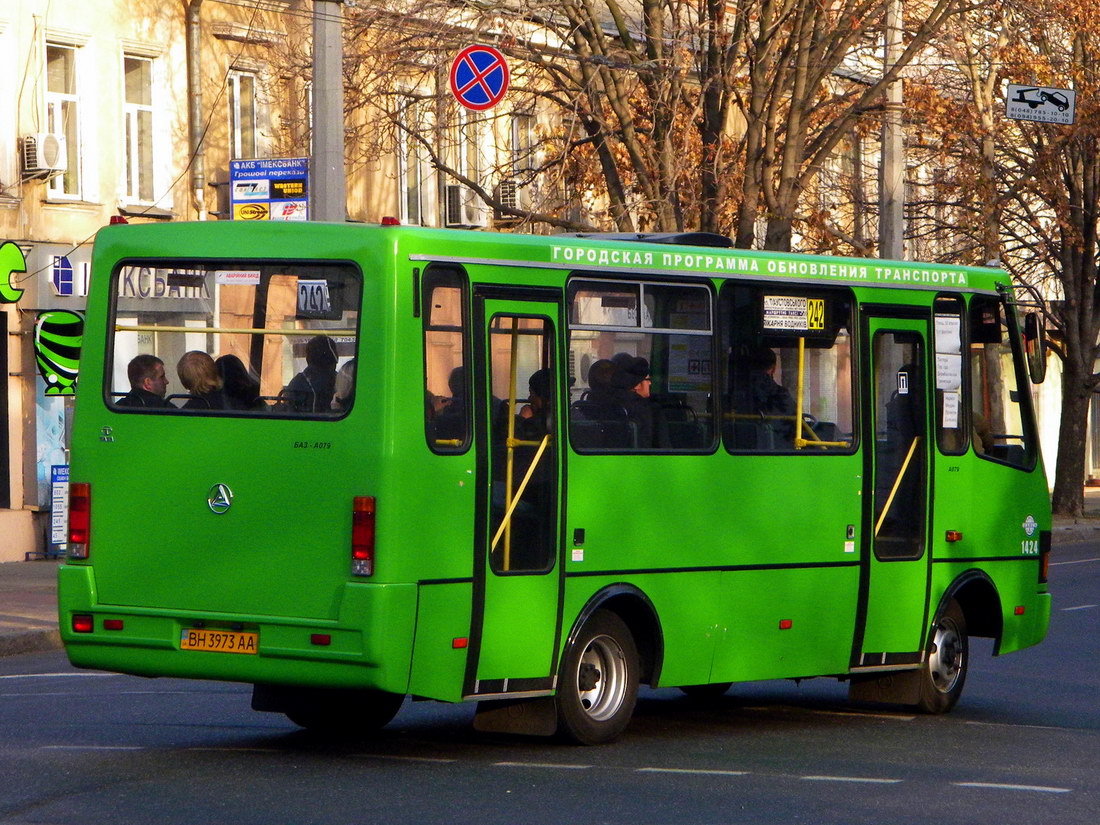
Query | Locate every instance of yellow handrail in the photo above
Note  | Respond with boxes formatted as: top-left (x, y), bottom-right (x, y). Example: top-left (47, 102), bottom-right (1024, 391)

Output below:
top-left (115, 324), bottom-right (355, 336)
top-left (491, 434), bottom-right (552, 560)
top-left (874, 436), bottom-right (922, 537)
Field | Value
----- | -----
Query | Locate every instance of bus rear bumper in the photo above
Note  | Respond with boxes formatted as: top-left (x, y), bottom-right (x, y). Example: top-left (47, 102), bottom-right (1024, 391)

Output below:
top-left (57, 564), bottom-right (416, 693)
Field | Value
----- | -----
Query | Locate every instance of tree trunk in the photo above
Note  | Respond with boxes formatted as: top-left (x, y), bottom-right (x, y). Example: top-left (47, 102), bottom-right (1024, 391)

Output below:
top-left (1051, 365), bottom-right (1090, 517)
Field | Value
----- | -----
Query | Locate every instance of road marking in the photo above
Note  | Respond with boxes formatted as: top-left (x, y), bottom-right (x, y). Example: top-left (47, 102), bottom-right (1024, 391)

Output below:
top-left (42, 745), bottom-right (145, 751)
top-left (495, 761), bottom-right (592, 770)
top-left (742, 706), bottom-right (914, 722)
top-left (637, 767), bottom-right (749, 776)
top-left (954, 782), bottom-right (1071, 793)
top-left (352, 754), bottom-right (457, 764)
top-left (187, 747), bottom-right (282, 754)
top-left (0, 672), bottom-right (116, 680)
top-left (1061, 604), bottom-right (1097, 611)
top-left (965, 720), bottom-right (1070, 732)
top-left (1049, 557), bottom-right (1100, 566)
top-left (802, 775), bottom-right (902, 784)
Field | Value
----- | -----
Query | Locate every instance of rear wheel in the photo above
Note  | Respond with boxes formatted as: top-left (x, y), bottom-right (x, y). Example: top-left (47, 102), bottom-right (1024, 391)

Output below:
top-left (281, 688), bottom-right (404, 734)
top-left (679, 683), bottom-right (733, 699)
top-left (556, 610), bottom-right (639, 745)
top-left (915, 599), bottom-right (968, 714)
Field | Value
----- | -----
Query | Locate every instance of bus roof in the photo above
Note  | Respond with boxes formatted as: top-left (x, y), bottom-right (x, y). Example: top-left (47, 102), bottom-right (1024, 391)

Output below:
top-left (94, 221), bottom-right (1006, 295)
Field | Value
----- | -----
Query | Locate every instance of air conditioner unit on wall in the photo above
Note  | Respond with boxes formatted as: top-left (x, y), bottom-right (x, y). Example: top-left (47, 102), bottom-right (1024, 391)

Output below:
top-left (22, 133), bottom-right (67, 178)
top-left (445, 184), bottom-right (487, 228)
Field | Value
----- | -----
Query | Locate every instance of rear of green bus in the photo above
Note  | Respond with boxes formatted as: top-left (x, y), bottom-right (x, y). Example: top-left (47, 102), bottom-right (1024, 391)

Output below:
top-left (58, 221), bottom-right (414, 724)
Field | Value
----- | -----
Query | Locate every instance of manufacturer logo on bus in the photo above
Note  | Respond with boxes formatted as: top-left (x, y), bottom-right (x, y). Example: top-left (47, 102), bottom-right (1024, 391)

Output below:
top-left (207, 483), bottom-right (234, 514)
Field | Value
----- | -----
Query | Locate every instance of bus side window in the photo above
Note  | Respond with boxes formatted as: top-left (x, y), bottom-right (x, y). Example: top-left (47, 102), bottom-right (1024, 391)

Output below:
top-left (933, 295), bottom-right (967, 455)
top-left (423, 267), bottom-right (470, 452)
top-left (720, 283), bottom-right (854, 454)
top-left (968, 296), bottom-right (1035, 468)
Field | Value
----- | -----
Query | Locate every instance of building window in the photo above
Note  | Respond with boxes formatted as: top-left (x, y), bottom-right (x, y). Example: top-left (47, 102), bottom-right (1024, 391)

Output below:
top-left (398, 102), bottom-right (424, 225)
top-left (123, 56), bottom-right (155, 203)
top-left (228, 71), bottom-right (257, 159)
top-left (46, 43), bottom-right (81, 198)
top-left (511, 111), bottom-right (535, 175)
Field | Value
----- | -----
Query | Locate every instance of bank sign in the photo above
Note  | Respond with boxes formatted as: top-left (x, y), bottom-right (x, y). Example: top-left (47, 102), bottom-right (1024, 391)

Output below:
top-left (230, 157), bottom-right (309, 222)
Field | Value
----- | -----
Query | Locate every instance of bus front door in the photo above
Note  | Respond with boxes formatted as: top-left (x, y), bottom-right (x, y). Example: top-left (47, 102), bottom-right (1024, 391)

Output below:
top-left (855, 315), bottom-right (932, 671)
top-left (466, 293), bottom-right (563, 700)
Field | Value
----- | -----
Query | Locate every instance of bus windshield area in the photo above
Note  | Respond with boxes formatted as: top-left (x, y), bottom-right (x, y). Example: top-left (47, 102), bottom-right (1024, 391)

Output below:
top-left (107, 260), bottom-right (361, 416)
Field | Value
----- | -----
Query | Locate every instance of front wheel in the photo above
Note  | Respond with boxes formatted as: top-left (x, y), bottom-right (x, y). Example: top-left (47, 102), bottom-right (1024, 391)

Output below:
top-left (556, 610), bottom-right (639, 745)
top-left (915, 599), bottom-right (968, 714)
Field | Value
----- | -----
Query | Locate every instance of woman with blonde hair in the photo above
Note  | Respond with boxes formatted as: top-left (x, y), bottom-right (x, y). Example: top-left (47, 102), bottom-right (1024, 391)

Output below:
top-left (177, 351), bottom-right (228, 410)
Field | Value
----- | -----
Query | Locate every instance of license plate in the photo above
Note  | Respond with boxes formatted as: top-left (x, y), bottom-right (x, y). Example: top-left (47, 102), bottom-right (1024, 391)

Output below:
top-left (179, 628), bottom-right (258, 655)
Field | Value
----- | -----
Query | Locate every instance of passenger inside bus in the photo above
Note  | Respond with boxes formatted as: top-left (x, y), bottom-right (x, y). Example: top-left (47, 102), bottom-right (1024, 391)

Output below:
top-left (432, 366), bottom-right (468, 440)
top-left (215, 354), bottom-right (267, 411)
top-left (281, 334), bottom-right (338, 413)
top-left (117, 354), bottom-right (174, 408)
top-left (331, 358), bottom-right (356, 412)
top-left (728, 345), bottom-right (796, 448)
top-left (177, 351), bottom-right (230, 410)
top-left (570, 359), bottom-right (638, 448)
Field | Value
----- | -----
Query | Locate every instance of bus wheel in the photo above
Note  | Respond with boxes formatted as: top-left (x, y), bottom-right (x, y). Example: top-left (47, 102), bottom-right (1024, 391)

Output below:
top-left (285, 689), bottom-right (404, 734)
top-left (556, 610), bottom-right (639, 745)
top-left (679, 683), bottom-right (733, 699)
top-left (915, 599), bottom-right (968, 714)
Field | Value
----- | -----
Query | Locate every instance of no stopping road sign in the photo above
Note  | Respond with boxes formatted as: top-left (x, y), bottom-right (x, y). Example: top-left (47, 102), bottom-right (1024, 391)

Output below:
top-left (450, 45), bottom-right (510, 111)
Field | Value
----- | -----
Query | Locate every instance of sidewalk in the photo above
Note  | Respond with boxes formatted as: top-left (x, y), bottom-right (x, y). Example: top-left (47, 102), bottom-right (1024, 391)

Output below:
top-left (3, 492), bottom-right (1100, 659)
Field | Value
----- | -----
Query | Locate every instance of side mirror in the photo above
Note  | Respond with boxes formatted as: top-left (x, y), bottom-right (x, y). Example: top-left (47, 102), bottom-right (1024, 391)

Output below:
top-left (1023, 312), bottom-right (1047, 384)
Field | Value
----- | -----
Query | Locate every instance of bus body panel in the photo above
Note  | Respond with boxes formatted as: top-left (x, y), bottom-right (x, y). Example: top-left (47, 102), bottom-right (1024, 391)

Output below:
top-left (409, 582), bottom-right (472, 702)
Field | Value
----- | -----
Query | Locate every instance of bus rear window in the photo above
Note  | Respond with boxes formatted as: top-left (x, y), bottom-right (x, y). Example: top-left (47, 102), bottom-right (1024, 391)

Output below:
top-left (108, 261), bottom-right (361, 416)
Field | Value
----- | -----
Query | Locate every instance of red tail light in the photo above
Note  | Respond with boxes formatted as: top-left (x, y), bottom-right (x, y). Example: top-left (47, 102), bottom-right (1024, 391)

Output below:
top-left (72, 614), bottom-right (94, 633)
top-left (352, 496), bottom-right (376, 576)
top-left (69, 482), bottom-right (91, 558)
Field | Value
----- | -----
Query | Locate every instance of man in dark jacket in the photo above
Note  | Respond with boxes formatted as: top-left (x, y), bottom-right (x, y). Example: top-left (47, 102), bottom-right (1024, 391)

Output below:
top-left (116, 354), bottom-right (173, 408)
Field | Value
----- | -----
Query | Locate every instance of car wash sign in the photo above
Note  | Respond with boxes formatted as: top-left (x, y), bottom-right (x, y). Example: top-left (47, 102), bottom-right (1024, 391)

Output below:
top-left (1006, 84), bottom-right (1076, 125)
top-left (230, 157), bottom-right (309, 221)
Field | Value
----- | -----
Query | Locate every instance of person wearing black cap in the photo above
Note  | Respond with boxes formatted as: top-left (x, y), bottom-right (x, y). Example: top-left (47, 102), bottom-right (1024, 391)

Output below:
top-left (611, 352), bottom-right (655, 446)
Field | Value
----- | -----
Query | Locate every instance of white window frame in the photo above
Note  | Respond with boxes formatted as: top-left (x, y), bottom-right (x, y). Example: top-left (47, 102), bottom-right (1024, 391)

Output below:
top-left (228, 70), bottom-right (258, 160)
top-left (122, 54), bottom-right (155, 204)
top-left (45, 42), bottom-right (82, 200)
top-left (398, 101), bottom-right (424, 225)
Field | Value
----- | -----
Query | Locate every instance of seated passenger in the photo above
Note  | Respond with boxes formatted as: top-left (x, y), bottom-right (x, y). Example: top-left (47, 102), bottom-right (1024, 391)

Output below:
top-left (215, 354), bottom-right (266, 411)
top-left (432, 366), bottom-right (467, 440)
top-left (177, 351), bottom-right (229, 410)
top-left (282, 334), bottom-right (338, 413)
top-left (331, 358), bottom-right (356, 412)
top-left (117, 354), bottom-right (174, 408)
top-left (612, 353), bottom-right (655, 446)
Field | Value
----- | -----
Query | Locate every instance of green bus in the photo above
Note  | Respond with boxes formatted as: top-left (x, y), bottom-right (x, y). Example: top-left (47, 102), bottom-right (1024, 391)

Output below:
top-left (59, 221), bottom-right (1051, 744)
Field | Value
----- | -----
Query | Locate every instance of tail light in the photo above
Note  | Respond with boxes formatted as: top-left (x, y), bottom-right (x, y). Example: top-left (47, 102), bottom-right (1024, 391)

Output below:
top-left (1039, 530), bottom-right (1051, 584)
top-left (352, 496), bottom-right (376, 576)
top-left (69, 482), bottom-right (91, 559)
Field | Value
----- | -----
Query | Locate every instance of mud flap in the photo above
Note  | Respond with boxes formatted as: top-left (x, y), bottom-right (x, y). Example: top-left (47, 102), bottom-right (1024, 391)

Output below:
top-left (848, 669), bottom-right (922, 706)
top-left (473, 696), bottom-right (558, 736)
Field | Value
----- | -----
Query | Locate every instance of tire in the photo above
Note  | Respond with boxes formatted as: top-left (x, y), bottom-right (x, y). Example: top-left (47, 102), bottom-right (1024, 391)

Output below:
top-left (556, 610), bottom-right (640, 745)
top-left (679, 683), bottom-right (733, 700)
top-left (284, 688), bottom-right (404, 734)
top-left (915, 599), bottom-right (968, 714)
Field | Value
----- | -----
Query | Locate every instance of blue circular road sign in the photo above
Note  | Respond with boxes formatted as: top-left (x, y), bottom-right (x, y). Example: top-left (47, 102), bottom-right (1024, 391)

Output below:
top-left (450, 45), bottom-right (510, 111)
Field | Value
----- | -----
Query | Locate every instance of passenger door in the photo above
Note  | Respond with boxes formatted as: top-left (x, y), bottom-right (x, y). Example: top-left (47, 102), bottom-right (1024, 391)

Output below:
top-left (465, 289), bottom-right (563, 698)
top-left (854, 314), bottom-right (932, 669)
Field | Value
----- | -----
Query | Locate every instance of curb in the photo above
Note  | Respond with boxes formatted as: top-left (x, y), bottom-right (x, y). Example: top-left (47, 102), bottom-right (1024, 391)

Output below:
top-left (0, 627), bottom-right (62, 658)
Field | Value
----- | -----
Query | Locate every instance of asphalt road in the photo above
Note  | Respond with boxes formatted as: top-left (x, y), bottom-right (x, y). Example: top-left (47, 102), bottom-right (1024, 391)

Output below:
top-left (1, 543), bottom-right (1097, 825)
